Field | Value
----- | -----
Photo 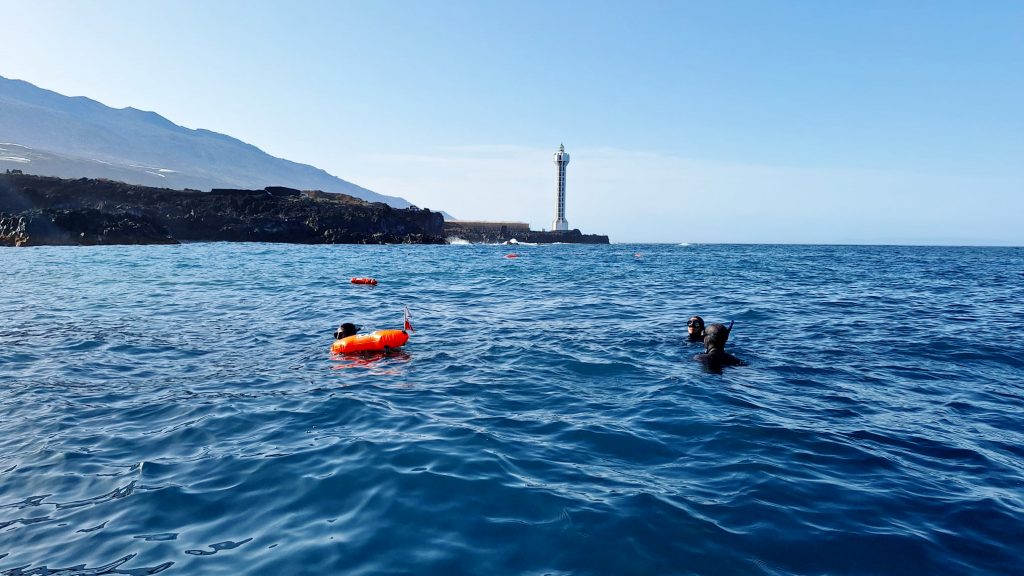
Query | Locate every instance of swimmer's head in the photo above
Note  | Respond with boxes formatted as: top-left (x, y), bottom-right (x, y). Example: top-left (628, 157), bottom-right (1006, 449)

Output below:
top-left (687, 316), bottom-right (705, 340)
top-left (334, 323), bottom-right (360, 339)
top-left (703, 323), bottom-right (730, 353)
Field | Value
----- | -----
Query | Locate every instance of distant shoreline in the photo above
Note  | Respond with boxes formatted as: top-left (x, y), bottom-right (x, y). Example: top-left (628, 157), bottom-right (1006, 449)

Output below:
top-left (443, 220), bottom-right (609, 245)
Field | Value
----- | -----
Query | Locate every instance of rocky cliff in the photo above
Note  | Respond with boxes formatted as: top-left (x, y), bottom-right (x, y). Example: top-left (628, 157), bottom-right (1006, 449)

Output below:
top-left (0, 173), bottom-right (445, 247)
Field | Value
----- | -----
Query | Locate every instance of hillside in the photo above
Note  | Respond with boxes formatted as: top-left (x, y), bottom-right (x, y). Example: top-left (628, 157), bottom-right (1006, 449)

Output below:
top-left (0, 75), bottom-right (413, 208)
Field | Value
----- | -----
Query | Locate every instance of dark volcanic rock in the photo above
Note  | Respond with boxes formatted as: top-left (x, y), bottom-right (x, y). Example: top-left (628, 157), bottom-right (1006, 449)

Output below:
top-left (0, 209), bottom-right (177, 247)
top-left (0, 174), bottom-right (446, 246)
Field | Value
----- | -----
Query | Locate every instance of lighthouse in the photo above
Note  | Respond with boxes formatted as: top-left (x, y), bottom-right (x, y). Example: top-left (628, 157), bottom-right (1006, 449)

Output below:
top-left (552, 143), bottom-right (570, 231)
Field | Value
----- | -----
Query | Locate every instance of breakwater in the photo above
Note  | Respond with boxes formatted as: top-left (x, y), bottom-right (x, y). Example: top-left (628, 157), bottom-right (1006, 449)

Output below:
top-left (443, 220), bottom-right (609, 244)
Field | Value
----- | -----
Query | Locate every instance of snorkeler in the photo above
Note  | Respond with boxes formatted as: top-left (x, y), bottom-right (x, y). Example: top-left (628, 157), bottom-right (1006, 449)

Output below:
top-left (695, 321), bottom-right (743, 370)
top-left (334, 322), bottom-right (361, 340)
top-left (687, 316), bottom-right (705, 343)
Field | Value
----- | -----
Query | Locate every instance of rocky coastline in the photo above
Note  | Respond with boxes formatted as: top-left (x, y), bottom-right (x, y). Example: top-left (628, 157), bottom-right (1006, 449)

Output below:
top-left (0, 173), bottom-right (446, 247)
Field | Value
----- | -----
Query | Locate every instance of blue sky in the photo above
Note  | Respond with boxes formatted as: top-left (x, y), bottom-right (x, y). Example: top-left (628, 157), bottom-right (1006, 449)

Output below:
top-left (2, 0), bottom-right (1022, 244)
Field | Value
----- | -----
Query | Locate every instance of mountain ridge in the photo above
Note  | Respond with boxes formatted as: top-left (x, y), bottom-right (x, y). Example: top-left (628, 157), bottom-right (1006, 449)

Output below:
top-left (0, 75), bottom-right (413, 208)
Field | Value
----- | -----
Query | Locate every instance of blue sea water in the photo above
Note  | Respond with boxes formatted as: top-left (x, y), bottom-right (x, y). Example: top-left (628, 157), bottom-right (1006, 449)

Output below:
top-left (1, 243), bottom-right (1023, 575)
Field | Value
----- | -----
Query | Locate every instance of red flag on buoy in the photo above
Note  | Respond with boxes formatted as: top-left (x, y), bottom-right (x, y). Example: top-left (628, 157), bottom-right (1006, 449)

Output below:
top-left (404, 307), bottom-right (415, 332)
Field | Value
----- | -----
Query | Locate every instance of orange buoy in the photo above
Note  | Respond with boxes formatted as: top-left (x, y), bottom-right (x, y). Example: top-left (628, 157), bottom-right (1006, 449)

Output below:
top-left (351, 277), bottom-right (378, 285)
top-left (331, 329), bottom-right (409, 354)
top-left (504, 253), bottom-right (519, 259)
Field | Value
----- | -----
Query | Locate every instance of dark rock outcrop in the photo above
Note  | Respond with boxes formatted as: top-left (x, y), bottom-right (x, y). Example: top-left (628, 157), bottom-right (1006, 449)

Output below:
top-left (0, 209), bottom-right (177, 247)
top-left (0, 174), bottom-right (445, 247)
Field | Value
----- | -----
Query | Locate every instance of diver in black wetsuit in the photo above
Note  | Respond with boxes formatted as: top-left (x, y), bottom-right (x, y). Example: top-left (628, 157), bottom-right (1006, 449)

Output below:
top-left (687, 316), bottom-right (705, 343)
top-left (695, 322), bottom-right (743, 371)
top-left (334, 323), bottom-right (360, 340)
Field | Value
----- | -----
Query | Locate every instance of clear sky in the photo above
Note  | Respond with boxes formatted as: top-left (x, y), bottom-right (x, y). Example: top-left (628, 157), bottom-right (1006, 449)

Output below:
top-left (3, 0), bottom-right (1022, 244)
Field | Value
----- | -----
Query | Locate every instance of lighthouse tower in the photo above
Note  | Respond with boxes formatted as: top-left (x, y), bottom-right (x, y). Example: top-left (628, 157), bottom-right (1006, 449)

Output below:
top-left (552, 143), bottom-right (570, 231)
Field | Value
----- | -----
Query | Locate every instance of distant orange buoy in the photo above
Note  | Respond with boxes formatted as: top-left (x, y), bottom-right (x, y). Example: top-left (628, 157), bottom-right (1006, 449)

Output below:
top-left (504, 254), bottom-right (519, 259)
top-left (351, 277), bottom-right (378, 285)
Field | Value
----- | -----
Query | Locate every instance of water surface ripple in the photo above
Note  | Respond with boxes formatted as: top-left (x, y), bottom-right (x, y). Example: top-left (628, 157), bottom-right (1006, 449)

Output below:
top-left (1, 243), bottom-right (1023, 575)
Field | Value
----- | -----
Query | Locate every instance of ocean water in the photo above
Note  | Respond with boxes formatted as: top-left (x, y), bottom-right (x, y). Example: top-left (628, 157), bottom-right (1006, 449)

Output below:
top-left (1, 243), bottom-right (1023, 575)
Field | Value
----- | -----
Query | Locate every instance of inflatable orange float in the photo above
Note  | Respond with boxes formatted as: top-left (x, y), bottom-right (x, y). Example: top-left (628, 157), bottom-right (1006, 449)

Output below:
top-left (331, 329), bottom-right (408, 354)
top-left (331, 308), bottom-right (414, 355)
